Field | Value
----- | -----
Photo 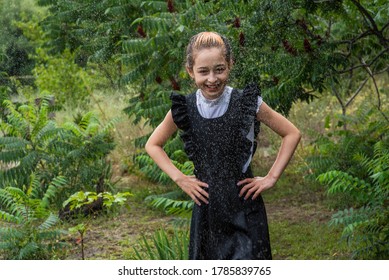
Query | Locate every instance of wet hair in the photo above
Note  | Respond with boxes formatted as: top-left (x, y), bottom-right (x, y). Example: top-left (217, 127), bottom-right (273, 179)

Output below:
top-left (186, 31), bottom-right (232, 70)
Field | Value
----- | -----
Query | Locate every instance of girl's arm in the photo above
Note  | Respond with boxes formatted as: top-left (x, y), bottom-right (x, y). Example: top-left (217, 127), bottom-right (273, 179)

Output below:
top-left (145, 110), bottom-right (209, 205)
top-left (238, 102), bottom-right (301, 200)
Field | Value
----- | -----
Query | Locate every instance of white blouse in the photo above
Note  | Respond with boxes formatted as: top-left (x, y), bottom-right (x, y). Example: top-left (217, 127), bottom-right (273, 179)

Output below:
top-left (195, 86), bottom-right (262, 173)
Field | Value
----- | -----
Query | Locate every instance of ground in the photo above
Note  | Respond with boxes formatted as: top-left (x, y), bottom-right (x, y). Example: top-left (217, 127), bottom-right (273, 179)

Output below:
top-left (62, 170), bottom-right (351, 260)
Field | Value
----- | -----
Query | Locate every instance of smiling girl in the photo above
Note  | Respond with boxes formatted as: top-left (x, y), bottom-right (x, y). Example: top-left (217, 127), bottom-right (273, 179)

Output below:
top-left (145, 31), bottom-right (301, 260)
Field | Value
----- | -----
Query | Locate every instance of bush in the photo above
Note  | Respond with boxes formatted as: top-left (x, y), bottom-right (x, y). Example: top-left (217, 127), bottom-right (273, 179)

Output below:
top-left (0, 183), bottom-right (67, 260)
top-left (33, 48), bottom-right (92, 107)
top-left (0, 98), bottom-right (117, 207)
top-left (318, 141), bottom-right (389, 259)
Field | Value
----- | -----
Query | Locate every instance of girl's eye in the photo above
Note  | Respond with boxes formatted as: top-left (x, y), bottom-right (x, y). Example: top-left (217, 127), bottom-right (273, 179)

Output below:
top-left (216, 68), bottom-right (225, 73)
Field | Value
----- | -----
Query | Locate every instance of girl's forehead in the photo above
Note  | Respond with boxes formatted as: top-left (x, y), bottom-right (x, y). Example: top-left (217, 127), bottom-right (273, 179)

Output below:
top-left (193, 47), bottom-right (228, 65)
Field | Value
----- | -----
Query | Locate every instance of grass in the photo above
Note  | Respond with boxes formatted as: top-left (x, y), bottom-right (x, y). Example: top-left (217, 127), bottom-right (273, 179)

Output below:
top-left (270, 221), bottom-right (350, 259)
top-left (262, 170), bottom-right (352, 259)
top-left (256, 155), bottom-right (353, 260)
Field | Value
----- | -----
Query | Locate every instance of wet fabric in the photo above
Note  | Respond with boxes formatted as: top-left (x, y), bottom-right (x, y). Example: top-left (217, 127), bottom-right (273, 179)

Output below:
top-left (171, 84), bottom-right (272, 260)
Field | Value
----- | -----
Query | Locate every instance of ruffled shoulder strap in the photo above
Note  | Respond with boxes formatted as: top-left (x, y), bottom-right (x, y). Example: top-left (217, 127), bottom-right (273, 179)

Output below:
top-left (239, 83), bottom-right (261, 135)
top-left (242, 83), bottom-right (261, 101)
top-left (170, 92), bottom-right (196, 161)
top-left (170, 92), bottom-right (190, 131)
top-left (236, 83), bottom-right (262, 171)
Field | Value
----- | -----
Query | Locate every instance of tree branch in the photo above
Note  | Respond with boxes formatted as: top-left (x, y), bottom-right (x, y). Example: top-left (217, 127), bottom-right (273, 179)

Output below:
top-left (350, 0), bottom-right (379, 32)
top-left (374, 65), bottom-right (389, 75)
top-left (333, 30), bottom-right (372, 46)
top-left (345, 78), bottom-right (368, 108)
top-left (350, 0), bottom-right (388, 47)
top-left (336, 47), bottom-right (389, 74)
top-left (330, 76), bottom-right (347, 130)
top-left (382, 22), bottom-right (389, 31)
top-left (361, 59), bottom-right (389, 123)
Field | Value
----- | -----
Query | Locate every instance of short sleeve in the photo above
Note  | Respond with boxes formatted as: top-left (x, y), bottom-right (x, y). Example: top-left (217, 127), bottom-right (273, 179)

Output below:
top-left (169, 92), bottom-right (196, 161)
top-left (238, 84), bottom-right (262, 171)
top-left (170, 92), bottom-right (190, 131)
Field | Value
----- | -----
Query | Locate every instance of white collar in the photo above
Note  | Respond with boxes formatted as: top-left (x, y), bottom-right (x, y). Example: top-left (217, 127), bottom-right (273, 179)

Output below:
top-left (196, 86), bottom-right (232, 106)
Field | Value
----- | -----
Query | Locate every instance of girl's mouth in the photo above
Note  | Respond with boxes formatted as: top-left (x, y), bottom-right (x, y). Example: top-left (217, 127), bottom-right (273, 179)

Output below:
top-left (206, 84), bottom-right (220, 91)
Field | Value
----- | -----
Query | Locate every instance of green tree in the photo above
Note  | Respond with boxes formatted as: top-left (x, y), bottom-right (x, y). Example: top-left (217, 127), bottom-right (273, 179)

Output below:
top-left (36, 0), bottom-right (146, 87)
top-left (34, 0), bottom-right (389, 121)
top-left (0, 0), bottom-right (41, 92)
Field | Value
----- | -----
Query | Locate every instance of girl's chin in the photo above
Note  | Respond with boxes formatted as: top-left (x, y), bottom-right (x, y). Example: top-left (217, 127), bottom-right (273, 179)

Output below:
top-left (202, 87), bottom-right (224, 99)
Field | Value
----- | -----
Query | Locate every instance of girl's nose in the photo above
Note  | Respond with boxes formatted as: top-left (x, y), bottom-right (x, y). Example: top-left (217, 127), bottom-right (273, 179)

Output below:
top-left (207, 72), bottom-right (217, 83)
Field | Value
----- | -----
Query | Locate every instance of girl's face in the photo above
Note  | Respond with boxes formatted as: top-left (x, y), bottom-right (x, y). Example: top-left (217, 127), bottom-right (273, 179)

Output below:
top-left (187, 47), bottom-right (231, 100)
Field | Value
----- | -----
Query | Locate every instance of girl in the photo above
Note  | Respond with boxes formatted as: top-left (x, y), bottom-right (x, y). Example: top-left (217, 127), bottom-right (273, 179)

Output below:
top-left (145, 32), bottom-right (301, 260)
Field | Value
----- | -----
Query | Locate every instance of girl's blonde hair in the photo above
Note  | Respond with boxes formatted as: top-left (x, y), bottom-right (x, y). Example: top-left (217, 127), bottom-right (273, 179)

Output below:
top-left (186, 31), bottom-right (232, 70)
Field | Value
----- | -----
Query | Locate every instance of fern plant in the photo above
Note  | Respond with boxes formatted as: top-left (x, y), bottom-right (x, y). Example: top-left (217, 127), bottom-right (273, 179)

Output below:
top-left (0, 98), bottom-right (117, 207)
top-left (0, 176), bottom-right (67, 260)
top-left (306, 105), bottom-right (388, 182)
top-left (317, 141), bottom-right (389, 259)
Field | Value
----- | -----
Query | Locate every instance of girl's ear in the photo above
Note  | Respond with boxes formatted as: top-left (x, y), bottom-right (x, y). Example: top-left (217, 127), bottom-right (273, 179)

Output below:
top-left (186, 66), bottom-right (195, 79)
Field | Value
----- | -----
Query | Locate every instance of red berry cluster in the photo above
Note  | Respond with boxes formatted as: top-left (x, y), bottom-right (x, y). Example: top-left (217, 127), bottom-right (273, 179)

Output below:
top-left (167, 0), bottom-right (175, 13)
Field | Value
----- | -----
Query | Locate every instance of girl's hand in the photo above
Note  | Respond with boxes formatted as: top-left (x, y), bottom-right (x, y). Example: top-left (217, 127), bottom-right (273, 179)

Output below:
top-left (175, 175), bottom-right (209, 206)
top-left (237, 175), bottom-right (277, 200)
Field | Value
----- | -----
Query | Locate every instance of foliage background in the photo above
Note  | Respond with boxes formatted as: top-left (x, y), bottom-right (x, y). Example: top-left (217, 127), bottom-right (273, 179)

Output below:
top-left (0, 0), bottom-right (388, 260)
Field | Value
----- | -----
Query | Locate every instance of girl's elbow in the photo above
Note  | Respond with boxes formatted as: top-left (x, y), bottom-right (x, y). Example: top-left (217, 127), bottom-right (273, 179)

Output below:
top-left (293, 129), bottom-right (302, 146)
top-left (285, 127), bottom-right (301, 143)
top-left (296, 129), bottom-right (302, 141)
top-left (145, 140), bottom-right (153, 155)
top-left (145, 139), bottom-right (162, 156)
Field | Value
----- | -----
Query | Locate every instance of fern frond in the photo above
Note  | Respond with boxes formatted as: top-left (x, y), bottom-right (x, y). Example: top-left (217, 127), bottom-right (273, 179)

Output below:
top-left (2, 100), bottom-right (28, 136)
top-left (101, 116), bottom-right (121, 135)
top-left (164, 133), bottom-right (184, 155)
top-left (33, 121), bottom-right (59, 144)
top-left (134, 132), bottom-right (152, 148)
top-left (17, 241), bottom-right (39, 260)
top-left (147, 194), bottom-right (193, 217)
top-left (62, 122), bottom-right (83, 137)
top-left (38, 212), bottom-right (59, 231)
top-left (3, 187), bottom-right (29, 203)
top-left (318, 170), bottom-right (371, 196)
top-left (0, 210), bottom-right (20, 223)
top-left (79, 111), bottom-right (99, 131)
top-left (30, 103), bottom-right (50, 140)
top-left (0, 136), bottom-right (30, 149)
top-left (40, 176), bottom-right (68, 208)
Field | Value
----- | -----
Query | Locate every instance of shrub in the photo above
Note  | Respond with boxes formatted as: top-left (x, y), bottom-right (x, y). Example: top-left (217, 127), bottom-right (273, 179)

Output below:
top-left (0, 98), bottom-right (117, 207)
top-left (317, 141), bottom-right (389, 259)
top-left (0, 179), bottom-right (67, 259)
top-left (33, 48), bottom-right (92, 107)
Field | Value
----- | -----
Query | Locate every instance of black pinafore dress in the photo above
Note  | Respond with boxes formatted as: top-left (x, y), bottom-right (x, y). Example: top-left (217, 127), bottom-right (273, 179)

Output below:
top-left (171, 84), bottom-right (272, 260)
